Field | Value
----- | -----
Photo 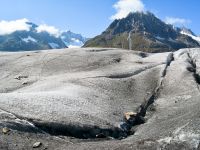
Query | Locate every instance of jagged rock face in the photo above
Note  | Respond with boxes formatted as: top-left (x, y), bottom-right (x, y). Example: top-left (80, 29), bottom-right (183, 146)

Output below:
top-left (84, 12), bottom-right (200, 52)
top-left (0, 48), bottom-right (200, 149)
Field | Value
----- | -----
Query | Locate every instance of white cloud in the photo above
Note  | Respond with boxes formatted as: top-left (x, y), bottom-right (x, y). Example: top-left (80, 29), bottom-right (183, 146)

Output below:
top-left (36, 24), bottom-right (60, 37)
top-left (165, 17), bottom-right (191, 26)
top-left (111, 0), bottom-right (145, 20)
top-left (0, 19), bottom-right (62, 37)
top-left (0, 18), bottom-right (31, 35)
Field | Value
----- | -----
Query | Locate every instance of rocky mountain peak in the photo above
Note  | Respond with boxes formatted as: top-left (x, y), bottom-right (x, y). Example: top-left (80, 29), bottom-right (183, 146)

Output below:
top-left (107, 11), bottom-right (177, 39)
top-left (84, 12), bottom-right (200, 53)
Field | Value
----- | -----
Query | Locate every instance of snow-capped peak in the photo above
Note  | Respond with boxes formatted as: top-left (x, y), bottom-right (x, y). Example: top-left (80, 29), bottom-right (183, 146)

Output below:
top-left (180, 30), bottom-right (200, 43)
top-left (60, 31), bottom-right (88, 48)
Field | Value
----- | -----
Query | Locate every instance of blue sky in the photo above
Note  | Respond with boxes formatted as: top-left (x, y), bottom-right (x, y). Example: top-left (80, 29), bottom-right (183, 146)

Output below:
top-left (0, 0), bottom-right (199, 37)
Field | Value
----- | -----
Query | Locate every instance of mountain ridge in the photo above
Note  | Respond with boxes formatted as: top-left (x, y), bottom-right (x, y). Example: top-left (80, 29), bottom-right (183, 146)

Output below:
top-left (84, 12), bottom-right (200, 52)
top-left (0, 22), bottom-right (88, 51)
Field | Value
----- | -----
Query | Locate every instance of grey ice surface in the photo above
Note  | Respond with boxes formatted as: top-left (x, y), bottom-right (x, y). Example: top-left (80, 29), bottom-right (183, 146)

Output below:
top-left (0, 48), bottom-right (200, 150)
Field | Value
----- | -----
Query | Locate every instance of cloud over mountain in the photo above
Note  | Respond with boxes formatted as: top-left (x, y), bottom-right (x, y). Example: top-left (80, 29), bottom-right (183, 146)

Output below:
top-left (111, 0), bottom-right (145, 20)
top-left (0, 18), bottom-right (61, 37)
top-left (36, 24), bottom-right (60, 37)
top-left (0, 18), bottom-right (31, 35)
top-left (165, 17), bottom-right (191, 26)
top-left (0, 19), bottom-right (88, 51)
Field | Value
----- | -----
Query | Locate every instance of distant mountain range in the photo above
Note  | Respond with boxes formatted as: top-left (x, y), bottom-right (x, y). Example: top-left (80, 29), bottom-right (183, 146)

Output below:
top-left (0, 22), bottom-right (88, 51)
top-left (1, 13), bottom-right (199, 52)
top-left (84, 12), bottom-right (200, 52)
top-left (61, 31), bottom-right (89, 48)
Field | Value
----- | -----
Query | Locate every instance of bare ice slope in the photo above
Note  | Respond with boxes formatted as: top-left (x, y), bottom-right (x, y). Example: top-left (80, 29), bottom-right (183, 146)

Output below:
top-left (0, 48), bottom-right (200, 149)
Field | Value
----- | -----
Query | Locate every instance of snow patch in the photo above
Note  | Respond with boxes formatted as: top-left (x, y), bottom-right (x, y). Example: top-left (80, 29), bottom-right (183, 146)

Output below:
top-left (61, 38), bottom-right (84, 48)
top-left (156, 36), bottom-right (165, 41)
top-left (22, 36), bottom-right (37, 43)
top-left (181, 31), bottom-right (200, 43)
top-left (68, 38), bottom-right (84, 47)
top-left (48, 43), bottom-right (60, 49)
top-left (168, 38), bottom-right (176, 43)
top-left (71, 38), bottom-right (81, 43)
